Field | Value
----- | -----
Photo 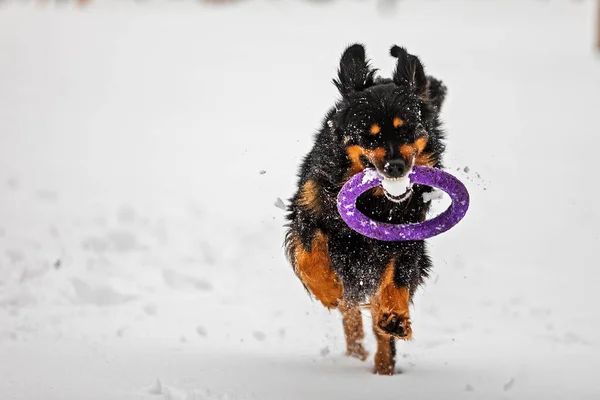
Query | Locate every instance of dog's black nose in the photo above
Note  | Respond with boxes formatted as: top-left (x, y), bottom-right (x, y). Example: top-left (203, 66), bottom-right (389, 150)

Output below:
top-left (383, 159), bottom-right (406, 178)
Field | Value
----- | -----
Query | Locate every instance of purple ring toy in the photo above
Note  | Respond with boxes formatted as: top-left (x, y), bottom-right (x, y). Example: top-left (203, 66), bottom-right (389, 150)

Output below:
top-left (337, 166), bottom-right (469, 241)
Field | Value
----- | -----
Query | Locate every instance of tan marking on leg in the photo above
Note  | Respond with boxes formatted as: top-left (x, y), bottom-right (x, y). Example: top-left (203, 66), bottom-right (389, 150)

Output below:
top-left (297, 179), bottom-right (321, 213)
top-left (293, 231), bottom-right (343, 309)
top-left (372, 309), bottom-right (396, 375)
top-left (371, 260), bottom-right (412, 340)
top-left (339, 301), bottom-right (368, 361)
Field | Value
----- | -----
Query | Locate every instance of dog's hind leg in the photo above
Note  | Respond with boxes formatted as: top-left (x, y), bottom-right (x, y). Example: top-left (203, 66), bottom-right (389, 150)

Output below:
top-left (339, 301), bottom-right (368, 361)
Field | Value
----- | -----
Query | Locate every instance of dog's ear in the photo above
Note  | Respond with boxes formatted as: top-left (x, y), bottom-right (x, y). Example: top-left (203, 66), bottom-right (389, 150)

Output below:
top-left (426, 76), bottom-right (447, 111)
top-left (333, 44), bottom-right (376, 98)
top-left (390, 45), bottom-right (427, 96)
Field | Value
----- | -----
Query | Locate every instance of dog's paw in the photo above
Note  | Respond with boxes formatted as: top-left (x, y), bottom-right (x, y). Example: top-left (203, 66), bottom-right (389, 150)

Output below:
top-left (346, 343), bottom-right (369, 361)
top-left (377, 312), bottom-right (412, 339)
top-left (373, 363), bottom-right (395, 376)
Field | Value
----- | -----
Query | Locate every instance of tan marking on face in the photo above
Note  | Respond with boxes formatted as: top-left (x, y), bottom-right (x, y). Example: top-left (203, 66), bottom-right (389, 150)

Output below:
top-left (415, 152), bottom-right (437, 167)
top-left (392, 117), bottom-right (404, 128)
top-left (414, 137), bottom-right (427, 153)
top-left (346, 145), bottom-right (366, 177)
top-left (370, 124), bottom-right (381, 135)
top-left (399, 137), bottom-right (429, 161)
top-left (366, 147), bottom-right (387, 167)
top-left (400, 144), bottom-right (416, 159)
top-left (345, 146), bottom-right (387, 180)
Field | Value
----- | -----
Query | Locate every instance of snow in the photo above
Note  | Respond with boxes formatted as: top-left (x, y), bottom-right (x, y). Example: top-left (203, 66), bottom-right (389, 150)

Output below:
top-left (361, 168), bottom-right (379, 184)
top-left (148, 379), bottom-right (163, 395)
top-left (422, 190), bottom-right (444, 203)
top-left (0, 1), bottom-right (600, 399)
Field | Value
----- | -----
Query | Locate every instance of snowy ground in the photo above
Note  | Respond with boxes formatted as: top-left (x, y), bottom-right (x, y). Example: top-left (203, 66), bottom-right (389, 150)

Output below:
top-left (1, 1), bottom-right (600, 399)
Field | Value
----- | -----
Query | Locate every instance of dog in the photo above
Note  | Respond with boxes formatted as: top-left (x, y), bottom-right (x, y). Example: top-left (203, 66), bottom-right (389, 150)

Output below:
top-left (284, 44), bottom-right (447, 375)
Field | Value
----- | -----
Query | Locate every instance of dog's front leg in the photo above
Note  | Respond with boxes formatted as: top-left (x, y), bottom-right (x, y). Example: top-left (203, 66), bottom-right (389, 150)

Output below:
top-left (370, 259), bottom-right (412, 375)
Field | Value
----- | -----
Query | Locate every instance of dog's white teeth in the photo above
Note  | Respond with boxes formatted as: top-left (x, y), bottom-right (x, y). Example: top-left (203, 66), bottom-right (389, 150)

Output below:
top-left (382, 176), bottom-right (411, 196)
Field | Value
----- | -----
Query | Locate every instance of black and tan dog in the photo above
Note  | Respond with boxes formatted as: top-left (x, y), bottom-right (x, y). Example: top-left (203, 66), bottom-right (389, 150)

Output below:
top-left (284, 44), bottom-right (447, 375)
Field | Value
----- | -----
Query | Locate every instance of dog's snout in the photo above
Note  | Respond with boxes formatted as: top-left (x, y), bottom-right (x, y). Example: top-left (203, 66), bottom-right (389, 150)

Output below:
top-left (383, 159), bottom-right (406, 178)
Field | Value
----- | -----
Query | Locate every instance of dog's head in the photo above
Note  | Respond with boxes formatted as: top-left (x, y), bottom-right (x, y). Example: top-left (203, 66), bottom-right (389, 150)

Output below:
top-left (330, 44), bottom-right (446, 201)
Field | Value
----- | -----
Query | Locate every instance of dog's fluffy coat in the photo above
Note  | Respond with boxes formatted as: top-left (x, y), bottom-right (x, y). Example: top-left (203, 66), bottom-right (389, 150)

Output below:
top-left (284, 44), bottom-right (447, 374)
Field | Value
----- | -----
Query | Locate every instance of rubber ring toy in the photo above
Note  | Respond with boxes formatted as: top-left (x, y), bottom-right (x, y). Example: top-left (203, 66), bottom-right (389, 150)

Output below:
top-left (337, 166), bottom-right (469, 241)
